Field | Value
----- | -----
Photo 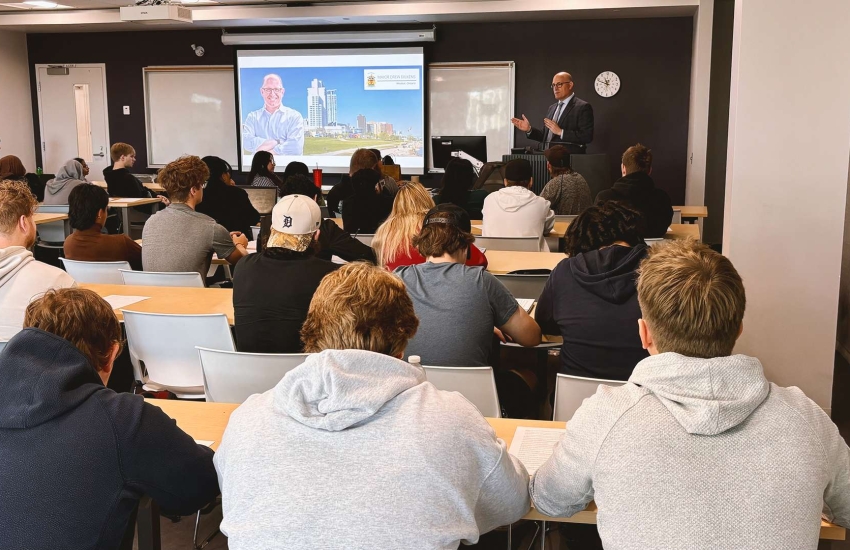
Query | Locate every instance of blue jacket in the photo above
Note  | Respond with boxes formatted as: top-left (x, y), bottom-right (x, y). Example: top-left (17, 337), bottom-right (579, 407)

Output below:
top-left (0, 328), bottom-right (219, 550)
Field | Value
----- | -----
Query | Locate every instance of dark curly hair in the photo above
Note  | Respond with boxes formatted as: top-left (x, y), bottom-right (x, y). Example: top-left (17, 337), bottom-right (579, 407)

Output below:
top-left (563, 201), bottom-right (646, 257)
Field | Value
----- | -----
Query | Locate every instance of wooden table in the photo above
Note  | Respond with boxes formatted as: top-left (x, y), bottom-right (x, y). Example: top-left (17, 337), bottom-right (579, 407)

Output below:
top-left (666, 223), bottom-right (700, 241)
top-left (108, 197), bottom-right (163, 237)
top-left (93, 180), bottom-right (165, 193)
top-left (81, 284), bottom-right (234, 323)
top-left (486, 250), bottom-right (564, 275)
top-left (144, 399), bottom-right (845, 540)
top-left (673, 205), bottom-right (708, 219)
top-left (33, 212), bottom-right (68, 225)
top-left (470, 220), bottom-right (570, 239)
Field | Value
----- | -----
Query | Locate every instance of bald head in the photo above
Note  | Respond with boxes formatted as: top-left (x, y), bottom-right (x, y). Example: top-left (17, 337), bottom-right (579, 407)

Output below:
top-left (260, 74), bottom-right (284, 112)
top-left (552, 72), bottom-right (574, 100)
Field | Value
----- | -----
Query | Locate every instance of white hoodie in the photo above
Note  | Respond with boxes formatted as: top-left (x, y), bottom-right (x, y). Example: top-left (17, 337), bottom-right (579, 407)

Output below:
top-left (481, 186), bottom-right (555, 251)
top-left (530, 353), bottom-right (850, 550)
top-left (214, 349), bottom-right (530, 550)
top-left (0, 247), bottom-right (75, 341)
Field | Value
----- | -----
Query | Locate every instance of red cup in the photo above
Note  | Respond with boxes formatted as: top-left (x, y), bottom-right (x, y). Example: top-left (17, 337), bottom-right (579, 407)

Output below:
top-left (313, 168), bottom-right (323, 188)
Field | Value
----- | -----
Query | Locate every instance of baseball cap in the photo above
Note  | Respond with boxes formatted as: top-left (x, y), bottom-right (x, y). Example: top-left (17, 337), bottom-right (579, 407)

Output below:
top-left (544, 145), bottom-right (571, 168)
top-left (504, 158), bottom-right (533, 182)
top-left (267, 194), bottom-right (321, 252)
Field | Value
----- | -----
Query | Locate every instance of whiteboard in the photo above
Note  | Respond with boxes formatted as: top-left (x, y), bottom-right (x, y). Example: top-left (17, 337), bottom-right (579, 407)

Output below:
top-left (428, 62), bottom-right (515, 172)
top-left (143, 66), bottom-right (238, 167)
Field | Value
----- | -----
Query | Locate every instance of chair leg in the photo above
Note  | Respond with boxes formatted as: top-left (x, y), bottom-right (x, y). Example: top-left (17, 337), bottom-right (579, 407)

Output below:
top-left (193, 505), bottom-right (222, 549)
top-left (136, 496), bottom-right (161, 550)
top-left (539, 520), bottom-right (546, 549)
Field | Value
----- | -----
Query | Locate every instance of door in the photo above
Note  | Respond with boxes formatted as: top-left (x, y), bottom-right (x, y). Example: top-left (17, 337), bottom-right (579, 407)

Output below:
top-left (36, 64), bottom-right (110, 181)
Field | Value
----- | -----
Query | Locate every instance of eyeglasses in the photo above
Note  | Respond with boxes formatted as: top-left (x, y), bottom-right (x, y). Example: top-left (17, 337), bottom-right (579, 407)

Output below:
top-left (261, 87), bottom-right (283, 95)
top-left (550, 82), bottom-right (571, 89)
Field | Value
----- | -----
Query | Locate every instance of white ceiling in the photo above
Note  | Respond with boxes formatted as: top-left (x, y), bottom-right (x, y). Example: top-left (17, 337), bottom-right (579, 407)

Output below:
top-left (0, 0), bottom-right (699, 33)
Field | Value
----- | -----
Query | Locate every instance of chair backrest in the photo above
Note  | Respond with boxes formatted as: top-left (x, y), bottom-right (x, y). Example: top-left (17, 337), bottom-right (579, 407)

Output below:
top-left (554, 214), bottom-right (578, 223)
top-left (553, 373), bottom-right (627, 421)
top-left (60, 258), bottom-right (129, 284)
top-left (123, 312), bottom-right (234, 388)
top-left (120, 270), bottom-right (204, 288)
top-left (251, 225), bottom-right (261, 242)
top-left (493, 274), bottom-right (549, 300)
top-left (35, 204), bottom-right (70, 243)
top-left (0, 341), bottom-right (6, 353)
top-left (197, 347), bottom-right (310, 403)
top-left (37, 204), bottom-right (70, 214)
top-left (380, 164), bottom-right (401, 181)
top-left (354, 234), bottom-right (374, 246)
top-left (320, 205), bottom-right (331, 219)
top-left (474, 236), bottom-right (540, 252)
top-left (238, 186), bottom-right (278, 215)
top-left (422, 365), bottom-right (501, 417)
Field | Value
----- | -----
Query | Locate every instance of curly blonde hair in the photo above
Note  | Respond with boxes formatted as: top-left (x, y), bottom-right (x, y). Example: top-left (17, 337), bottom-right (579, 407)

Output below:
top-left (372, 182), bottom-right (435, 267)
top-left (157, 155), bottom-right (210, 202)
top-left (301, 262), bottom-right (418, 357)
top-left (0, 179), bottom-right (37, 235)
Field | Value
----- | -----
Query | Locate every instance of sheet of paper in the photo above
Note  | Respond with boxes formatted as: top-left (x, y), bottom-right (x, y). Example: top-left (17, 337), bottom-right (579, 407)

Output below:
top-left (478, 247), bottom-right (486, 253)
top-left (109, 197), bottom-right (150, 204)
top-left (508, 427), bottom-right (564, 475)
top-left (331, 255), bottom-right (349, 265)
top-left (103, 295), bottom-right (150, 310)
top-left (472, 224), bottom-right (483, 230)
top-left (516, 298), bottom-right (535, 312)
top-left (194, 440), bottom-right (215, 447)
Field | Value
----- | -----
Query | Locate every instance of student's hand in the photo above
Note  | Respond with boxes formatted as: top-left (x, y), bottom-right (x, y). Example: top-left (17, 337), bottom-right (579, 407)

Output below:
top-left (257, 139), bottom-right (277, 152)
top-left (159, 195), bottom-right (170, 206)
top-left (231, 231), bottom-right (249, 247)
top-left (511, 115), bottom-right (531, 132)
top-left (493, 327), bottom-right (513, 343)
top-left (543, 118), bottom-right (562, 136)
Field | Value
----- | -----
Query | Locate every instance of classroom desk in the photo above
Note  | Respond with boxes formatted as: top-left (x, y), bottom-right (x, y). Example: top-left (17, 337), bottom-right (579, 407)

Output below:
top-left (143, 399), bottom-right (845, 540)
top-left (470, 220), bottom-right (570, 239)
top-left (673, 205), bottom-right (708, 218)
top-left (486, 250), bottom-right (564, 274)
top-left (93, 180), bottom-right (165, 193)
top-left (33, 212), bottom-right (69, 225)
top-left (108, 197), bottom-right (163, 237)
top-left (80, 284), bottom-right (234, 323)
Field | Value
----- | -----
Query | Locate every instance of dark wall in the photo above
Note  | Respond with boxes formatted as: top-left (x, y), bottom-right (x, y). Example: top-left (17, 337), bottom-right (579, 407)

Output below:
top-left (27, 17), bottom-right (693, 201)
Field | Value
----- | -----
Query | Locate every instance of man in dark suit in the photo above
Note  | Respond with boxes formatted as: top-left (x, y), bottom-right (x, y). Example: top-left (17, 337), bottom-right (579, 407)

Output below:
top-left (511, 72), bottom-right (594, 155)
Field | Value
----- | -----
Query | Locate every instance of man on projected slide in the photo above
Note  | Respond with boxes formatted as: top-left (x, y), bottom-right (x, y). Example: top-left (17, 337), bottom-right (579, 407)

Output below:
top-left (243, 74), bottom-right (305, 156)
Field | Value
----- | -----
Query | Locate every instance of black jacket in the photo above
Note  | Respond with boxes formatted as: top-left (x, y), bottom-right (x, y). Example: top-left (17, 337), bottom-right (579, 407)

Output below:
top-left (258, 216), bottom-right (376, 263)
top-left (103, 166), bottom-right (154, 198)
top-left (0, 329), bottom-right (220, 550)
top-left (325, 175), bottom-right (353, 216)
top-left (527, 95), bottom-right (594, 152)
top-left (535, 244), bottom-right (649, 381)
top-left (195, 183), bottom-right (261, 237)
top-left (25, 173), bottom-right (45, 202)
top-left (341, 170), bottom-right (393, 235)
top-left (596, 171), bottom-right (674, 238)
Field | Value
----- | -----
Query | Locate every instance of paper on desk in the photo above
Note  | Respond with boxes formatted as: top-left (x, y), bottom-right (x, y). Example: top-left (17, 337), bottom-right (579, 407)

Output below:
top-left (194, 440), bottom-right (215, 447)
top-left (508, 427), bottom-right (564, 475)
top-left (109, 197), bottom-right (150, 204)
top-left (472, 224), bottom-right (483, 230)
top-left (103, 295), bottom-right (150, 310)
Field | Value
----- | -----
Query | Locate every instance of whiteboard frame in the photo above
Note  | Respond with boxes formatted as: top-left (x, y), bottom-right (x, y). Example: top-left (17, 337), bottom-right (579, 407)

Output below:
top-left (427, 61), bottom-right (515, 173)
top-left (143, 65), bottom-right (236, 168)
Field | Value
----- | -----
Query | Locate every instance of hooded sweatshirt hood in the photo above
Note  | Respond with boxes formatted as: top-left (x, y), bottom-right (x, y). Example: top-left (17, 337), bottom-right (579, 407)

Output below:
top-left (0, 247), bottom-right (34, 290)
top-left (570, 244), bottom-right (648, 304)
top-left (492, 186), bottom-right (540, 213)
top-left (629, 352), bottom-right (770, 435)
top-left (274, 349), bottom-right (426, 431)
top-left (0, 328), bottom-right (103, 429)
top-left (46, 160), bottom-right (86, 196)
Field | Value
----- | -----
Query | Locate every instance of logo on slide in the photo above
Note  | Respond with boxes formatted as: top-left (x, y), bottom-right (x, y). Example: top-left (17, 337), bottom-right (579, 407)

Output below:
top-left (366, 73), bottom-right (377, 87)
top-left (363, 69), bottom-right (420, 90)
top-left (283, 215), bottom-right (293, 228)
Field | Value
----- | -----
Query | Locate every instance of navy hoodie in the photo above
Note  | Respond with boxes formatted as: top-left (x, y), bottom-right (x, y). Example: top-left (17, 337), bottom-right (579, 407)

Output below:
top-left (0, 329), bottom-right (219, 550)
top-left (535, 244), bottom-right (649, 380)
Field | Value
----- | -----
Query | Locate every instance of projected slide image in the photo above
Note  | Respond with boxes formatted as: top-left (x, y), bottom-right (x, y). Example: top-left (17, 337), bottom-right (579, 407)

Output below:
top-left (236, 48), bottom-right (425, 173)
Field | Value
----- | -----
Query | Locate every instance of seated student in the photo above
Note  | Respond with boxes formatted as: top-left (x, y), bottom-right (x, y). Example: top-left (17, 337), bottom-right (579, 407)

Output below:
top-left (0, 180), bottom-right (75, 341)
top-left (215, 262), bottom-right (530, 549)
top-left (326, 148), bottom-right (383, 216)
top-left (374, 181), bottom-right (487, 271)
top-left (540, 145), bottom-right (592, 215)
top-left (195, 156), bottom-right (260, 237)
top-left (435, 157), bottom-right (490, 220)
top-left (44, 159), bottom-right (89, 205)
top-left (530, 239), bottom-right (850, 549)
top-left (142, 155), bottom-right (248, 280)
top-left (73, 157), bottom-right (90, 179)
top-left (370, 147), bottom-right (398, 195)
top-left (396, 205), bottom-right (541, 366)
top-left (103, 142), bottom-right (162, 201)
top-left (282, 160), bottom-right (309, 180)
top-left (0, 288), bottom-right (219, 549)
top-left (595, 143), bottom-right (673, 238)
top-left (246, 150), bottom-right (283, 194)
top-left (63, 184), bottom-right (143, 270)
top-left (482, 158), bottom-right (555, 250)
top-left (535, 201), bottom-right (649, 380)
top-left (342, 168), bottom-right (393, 235)
top-left (0, 154), bottom-right (43, 201)
top-left (233, 193), bottom-right (339, 353)
top-left (257, 174), bottom-right (375, 263)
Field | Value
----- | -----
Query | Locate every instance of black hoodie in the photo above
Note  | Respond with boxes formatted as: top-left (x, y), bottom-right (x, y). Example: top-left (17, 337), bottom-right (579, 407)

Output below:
top-left (595, 171), bottom-right (674, 238)
top-left (341, 169), bottom-right (393, 235)
top-left (535, 244), bottom-right (649, 380)
top-left (0, 329), bottom-right (219, 550)
top-left (103, 165), bottom-right (154, 199)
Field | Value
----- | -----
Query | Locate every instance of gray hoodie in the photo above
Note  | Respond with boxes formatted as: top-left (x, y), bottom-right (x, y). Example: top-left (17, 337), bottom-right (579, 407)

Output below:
top-left (530, 352), bottom-right (850, 550)
top-left (214, 349), bottom-right (530, 550)
top-left (43, 159), bottom-right (88, 205)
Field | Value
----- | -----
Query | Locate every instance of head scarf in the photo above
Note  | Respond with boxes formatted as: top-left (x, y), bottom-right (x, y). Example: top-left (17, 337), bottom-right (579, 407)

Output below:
top-left (0, 155), bottom-right (27, 180)
top-left (45, 160), bottom-right (86, 195)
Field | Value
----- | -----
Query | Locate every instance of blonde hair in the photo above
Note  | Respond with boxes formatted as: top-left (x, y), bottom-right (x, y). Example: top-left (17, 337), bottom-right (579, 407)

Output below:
top-left (0, 179), bottom-right (37, 235)
top-left (372, 182), bottom-right (435, 267)
top-left (110, 143), bottom-right (135, 162)
top-left (349, 148), bottom-right (378, 175)
top-left (637, 240), bottom-right (746, 358)
top-left (301, 262), bottom-right (418, 357)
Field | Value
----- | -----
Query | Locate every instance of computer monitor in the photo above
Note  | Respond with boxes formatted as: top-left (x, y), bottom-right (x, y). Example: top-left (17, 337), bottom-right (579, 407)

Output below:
top-left (431, 136), bottom-right (487, 169)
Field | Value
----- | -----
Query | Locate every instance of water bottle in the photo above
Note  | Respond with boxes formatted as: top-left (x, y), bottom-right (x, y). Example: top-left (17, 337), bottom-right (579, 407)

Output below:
top-left (36, 167), bottom-right (43, 175)
top-left (408, 355), bottom-right (422, 370)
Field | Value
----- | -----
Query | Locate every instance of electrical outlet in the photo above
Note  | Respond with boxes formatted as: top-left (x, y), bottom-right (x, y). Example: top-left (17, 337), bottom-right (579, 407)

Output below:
top-left (123, 106), bottom-right (130, 115)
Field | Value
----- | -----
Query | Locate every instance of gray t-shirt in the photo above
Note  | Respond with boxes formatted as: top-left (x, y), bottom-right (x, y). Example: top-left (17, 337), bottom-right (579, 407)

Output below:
top-left (141, 203), bottom-right (236, 280)
top-left (395, 262), bottom-right (518, 367)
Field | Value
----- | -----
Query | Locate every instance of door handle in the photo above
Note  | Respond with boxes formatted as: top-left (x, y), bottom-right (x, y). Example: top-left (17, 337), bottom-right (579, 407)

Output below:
top-left (92, 152), bottom-right (105, 157)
